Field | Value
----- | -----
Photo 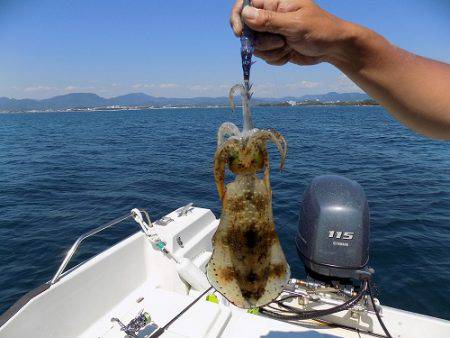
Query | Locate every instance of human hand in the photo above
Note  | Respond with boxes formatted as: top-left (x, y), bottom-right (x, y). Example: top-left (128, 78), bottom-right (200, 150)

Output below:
top-left (230, 0), bottom-right (359, 66)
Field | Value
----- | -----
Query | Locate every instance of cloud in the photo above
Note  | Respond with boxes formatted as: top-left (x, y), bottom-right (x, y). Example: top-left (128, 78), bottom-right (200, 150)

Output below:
top-left (11, 75), bottom-right (364, 100)
top-left (24, 85), bottom-right (57, 93)
top-left (63, 85), bottom-right (98, 93)
top-left (187, 84), bottom-right (214, 92)
top-left (300, 80), bottom-right (320, 89)
top-left (130, 83), bottom-right (228, 95)
top-left (19, 84), bottom-right (103, 98)
top-left (253, 81), bottom-right (321, 97)
top-left (159, 83), bottom-right (179, 89)
top-left (328, 74), bottom-right (363, 92)
top-left (250, 76), bottom-right (361, 97)
top-left (126, 80), bottom-right (359, 98)
top-left (131, 83), bottom-right (178, 90)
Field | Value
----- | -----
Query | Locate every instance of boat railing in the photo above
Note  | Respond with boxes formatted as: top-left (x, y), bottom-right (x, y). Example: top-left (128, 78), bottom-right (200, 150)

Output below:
top-left (50, 211), bottom-right (141, 284)
top-left (50, 203), bottom-right (194, 285)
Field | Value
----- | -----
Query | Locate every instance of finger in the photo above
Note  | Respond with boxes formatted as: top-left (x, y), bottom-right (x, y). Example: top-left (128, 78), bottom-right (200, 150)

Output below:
top-left (254, 33), bottom-right (285, 51)
top-left (251, 0), bottom-right (266, 8)
top-left (254, 46), bottom-right (291, 63)
top-left (242, 6), bottom-right (294, 34)
top-left (253, 0), bottom-right (308, 12)
top-left (230, 0), bottom-right (244, 36)
top-left (252, 0), bottom-right (280, 11)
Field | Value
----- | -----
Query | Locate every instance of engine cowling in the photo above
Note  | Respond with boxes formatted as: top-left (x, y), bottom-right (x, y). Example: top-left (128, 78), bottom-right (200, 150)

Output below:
top-left (295, 175), bottom-right (370, 281)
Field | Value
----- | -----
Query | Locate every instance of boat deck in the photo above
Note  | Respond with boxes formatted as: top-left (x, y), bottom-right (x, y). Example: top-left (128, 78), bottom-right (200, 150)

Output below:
top-left (93, 283), bottom-right (368, 338)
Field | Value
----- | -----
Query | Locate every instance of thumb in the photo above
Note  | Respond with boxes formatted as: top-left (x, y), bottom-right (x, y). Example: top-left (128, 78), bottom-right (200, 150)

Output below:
top-left (242, 6), bottom-right (290, 34)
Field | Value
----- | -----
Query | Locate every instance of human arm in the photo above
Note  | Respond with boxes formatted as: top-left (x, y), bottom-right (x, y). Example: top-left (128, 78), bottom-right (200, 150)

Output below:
top-left (230, 0), bottom-right (450, 139)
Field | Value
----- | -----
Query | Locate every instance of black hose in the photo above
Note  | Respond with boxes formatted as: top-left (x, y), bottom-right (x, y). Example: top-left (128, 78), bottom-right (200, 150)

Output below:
top-left (260, 307), bottom-right (307, 320)
top-left (368, 282), bottom-right (393, 338)
top-left (262, 280), bottom-right (393, 338)
top-left (265, 280), bottom-right (368, 320)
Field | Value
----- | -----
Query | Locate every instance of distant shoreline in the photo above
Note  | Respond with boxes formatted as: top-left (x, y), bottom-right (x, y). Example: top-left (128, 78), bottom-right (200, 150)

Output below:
top-left (0, 91), bottom-right (373, 113)
top-left (0, 100), bottom-right (379, 114)
top-left (257, 99), bottom-right (379, 107)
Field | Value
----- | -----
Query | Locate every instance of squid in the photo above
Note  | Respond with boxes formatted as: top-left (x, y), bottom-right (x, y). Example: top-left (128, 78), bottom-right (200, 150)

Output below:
top-left (206, 84), bottom-right (290, 309)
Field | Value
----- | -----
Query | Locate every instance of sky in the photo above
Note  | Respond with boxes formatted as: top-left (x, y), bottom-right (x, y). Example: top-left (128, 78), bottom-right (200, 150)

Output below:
top-left (0, 0), bottom-right (449, 99)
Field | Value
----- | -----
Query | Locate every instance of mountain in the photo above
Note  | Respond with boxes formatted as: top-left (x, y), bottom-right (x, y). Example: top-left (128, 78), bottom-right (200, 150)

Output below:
top-left (0, 97), bottom-right (46, 111)
top-left (0, 93), bottom-right (108, 111)
top-left (39, 93), bottom-right (108, 109)
top-left (107, 93), bottom-right (158, 106)
top-left (0, 91), bottom-right (370, 112)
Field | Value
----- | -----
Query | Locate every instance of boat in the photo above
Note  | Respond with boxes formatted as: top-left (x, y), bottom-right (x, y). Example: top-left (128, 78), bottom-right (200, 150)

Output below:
top-left (1, 201), bottom-right (449, 338)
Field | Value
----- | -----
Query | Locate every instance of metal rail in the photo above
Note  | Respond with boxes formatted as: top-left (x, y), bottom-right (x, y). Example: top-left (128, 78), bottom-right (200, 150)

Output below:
top-left (50, 203), bottom-right (192, 285)
top-left (50, 212), bottom-right (133, 284)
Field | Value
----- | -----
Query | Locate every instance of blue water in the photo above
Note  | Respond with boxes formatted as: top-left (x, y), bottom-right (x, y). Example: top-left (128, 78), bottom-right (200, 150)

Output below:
top-left (1, 106), bottom-right (449, 319)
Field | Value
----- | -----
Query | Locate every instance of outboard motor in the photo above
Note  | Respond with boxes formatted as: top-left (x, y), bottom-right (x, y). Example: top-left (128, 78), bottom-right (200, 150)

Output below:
top-left (265, 176), bottom-right (392, 337)
top-left (296, 175), bottom-right (370, 282)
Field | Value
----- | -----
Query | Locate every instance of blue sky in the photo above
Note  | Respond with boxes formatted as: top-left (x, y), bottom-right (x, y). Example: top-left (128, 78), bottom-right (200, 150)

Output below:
top-left (0, 0), bottom-right (449, 99)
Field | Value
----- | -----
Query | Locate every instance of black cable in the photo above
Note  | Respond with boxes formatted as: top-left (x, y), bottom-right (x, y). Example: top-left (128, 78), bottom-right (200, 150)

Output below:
top-left (267, 280), bottom-right (368, 320)
top-left (266, 304), bottom-right (294, 313)
top-left (368, 282), bottom-right (392, 338)
top-left (260, 307), bottom-right (306, 320)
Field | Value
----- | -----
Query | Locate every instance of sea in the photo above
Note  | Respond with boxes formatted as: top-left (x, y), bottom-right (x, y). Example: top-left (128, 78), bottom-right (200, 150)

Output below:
top-left (0, 106), bottom-right (449, 319)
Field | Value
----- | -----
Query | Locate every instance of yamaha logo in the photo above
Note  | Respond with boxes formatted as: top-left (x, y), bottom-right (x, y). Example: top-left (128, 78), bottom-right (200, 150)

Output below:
top-left (328, 231), bottom-right (354, 240)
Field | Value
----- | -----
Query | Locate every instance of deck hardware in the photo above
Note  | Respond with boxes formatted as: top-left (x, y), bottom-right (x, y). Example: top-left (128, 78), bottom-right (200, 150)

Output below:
top-left (111, 309), bottom-right (153, 337)
top-left (141, 210), bottom-right (153, 227)
top-left (154, 216), bottom-right (173, 226)
top-left (133, 209), bottom-right (210, 291)
top-left (350, 308), bottom-right (362, 319)
top-left (297, 296), bottom-right (308, 306)
top-left (176, 236), bottom-right (184, 248)
top-left (176, 203), bottom-right (194, 217)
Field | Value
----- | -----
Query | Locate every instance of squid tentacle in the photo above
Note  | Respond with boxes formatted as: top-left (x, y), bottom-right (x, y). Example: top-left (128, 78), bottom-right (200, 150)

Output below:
top-left (214, 139), bottom-right (239, 201)
top-left (217, 122), bottom-right (240, 146)
top-left (267, 128), bottom-right (288, 167)
top-left (229, 84), bottom-right (253, 134)
top-left (249, 129), bottom-right (287, 170)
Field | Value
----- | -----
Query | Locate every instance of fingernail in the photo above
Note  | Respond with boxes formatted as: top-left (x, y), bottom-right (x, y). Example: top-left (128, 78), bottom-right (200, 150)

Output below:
top-left (242, 6), bottom-right (258, 20)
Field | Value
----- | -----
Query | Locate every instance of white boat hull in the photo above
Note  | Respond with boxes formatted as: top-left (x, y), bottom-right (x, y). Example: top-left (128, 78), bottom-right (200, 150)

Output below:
top-left (1, 206), bottom-right (449, 338)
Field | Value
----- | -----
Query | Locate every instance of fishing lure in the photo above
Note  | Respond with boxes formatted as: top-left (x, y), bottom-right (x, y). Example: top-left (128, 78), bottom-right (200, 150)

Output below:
top-left (206, 84), bottom-right (290, 309)
top-left (241, 0), bottom-right (254, 93)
